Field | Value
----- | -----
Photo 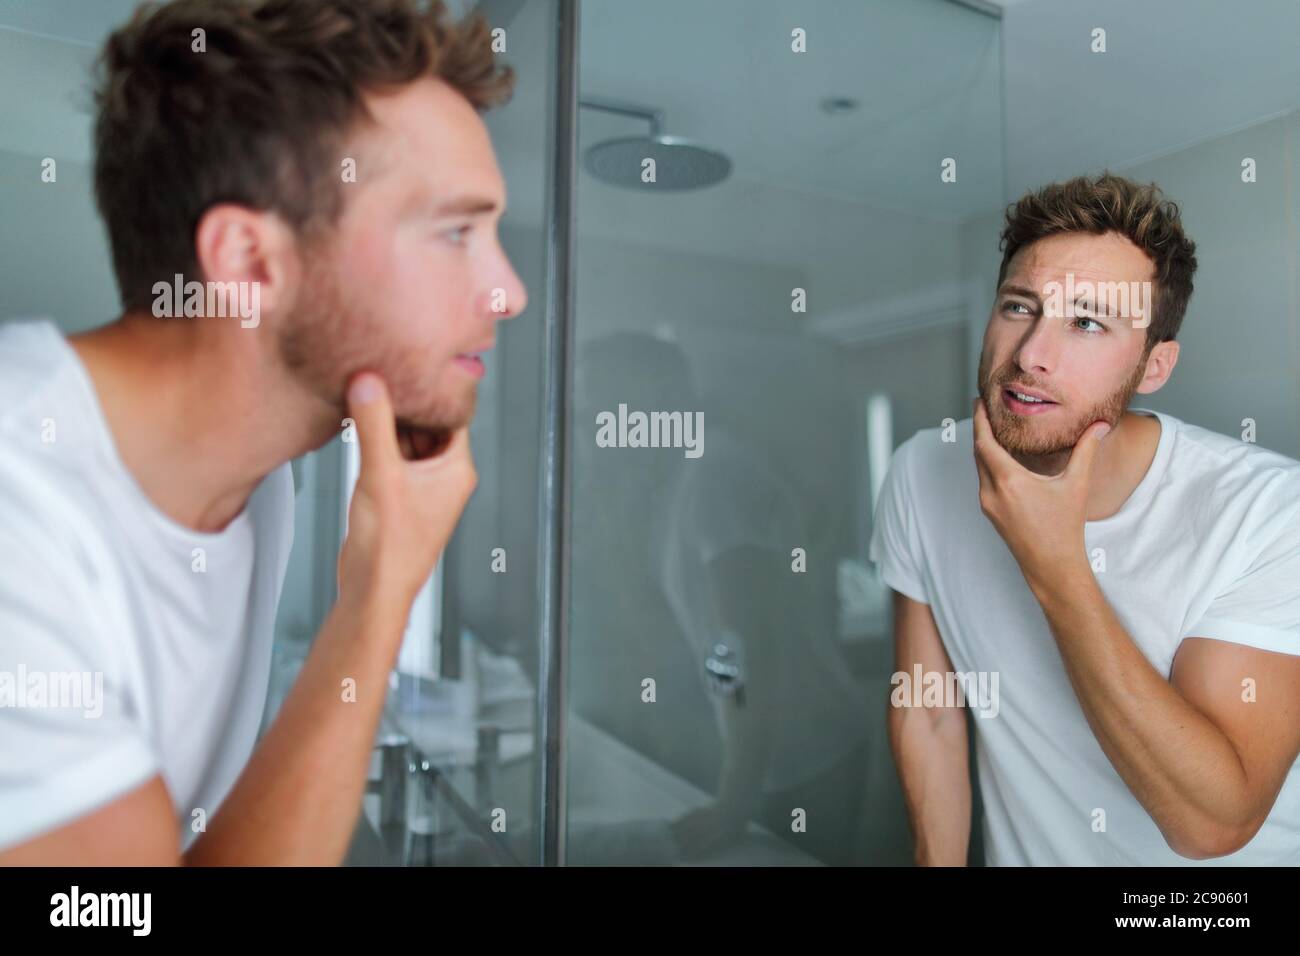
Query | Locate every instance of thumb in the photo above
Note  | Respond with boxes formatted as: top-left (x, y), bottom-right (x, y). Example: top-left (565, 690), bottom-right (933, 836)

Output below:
top-left (1066, 419), bottom-right (1111, 482)
top-left (346, 372), bottom-right (400, 485)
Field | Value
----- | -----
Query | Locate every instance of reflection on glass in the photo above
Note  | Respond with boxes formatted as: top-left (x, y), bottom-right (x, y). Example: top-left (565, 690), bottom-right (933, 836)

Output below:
top-left (566, 0), bottom-right (1004, 865)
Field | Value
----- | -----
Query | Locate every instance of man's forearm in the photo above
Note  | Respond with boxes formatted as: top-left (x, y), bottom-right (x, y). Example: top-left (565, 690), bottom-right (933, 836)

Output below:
top-left (889, 704), bottom-right (970, 866)
top-left (184, 584), bottom-right (409, 865)
top-left (1029, 560), bottom-right (1254, 856)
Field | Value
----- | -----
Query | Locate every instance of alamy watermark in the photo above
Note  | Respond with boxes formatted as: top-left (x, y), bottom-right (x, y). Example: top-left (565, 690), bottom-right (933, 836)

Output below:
top-left (152, 274), bottom-right (261, 328)
top-left (595, 403), bottom-right (704, 459)
top-left (1042, 273), bottom-right (1152, 329)
top-left (0, 665), bottom-right (103, 718)
top-left (890, 664), bottom-right (1000, 719)
top-left (50, 886), bottom-right (150, 936)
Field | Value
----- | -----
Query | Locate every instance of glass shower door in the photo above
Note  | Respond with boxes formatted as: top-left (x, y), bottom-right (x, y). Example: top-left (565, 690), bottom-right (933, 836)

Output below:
top-left (564, 0), bottom-right (1005, 865)
top-left (353, 0), bottom-right (561, 867)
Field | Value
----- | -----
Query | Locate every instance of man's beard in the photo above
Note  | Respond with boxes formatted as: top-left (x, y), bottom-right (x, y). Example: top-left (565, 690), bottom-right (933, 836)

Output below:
top-left (276, 251), bottom-right (476, 446)
top-left (976, 350), bottom-right (1148, 461)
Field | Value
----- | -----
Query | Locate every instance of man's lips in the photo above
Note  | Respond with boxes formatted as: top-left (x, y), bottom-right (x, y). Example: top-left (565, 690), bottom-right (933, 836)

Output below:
top-left (454, 340), bottom-right (494, 379)
top-left (1002, 382), bottom-right (1055, 402)
top-left (454, 355), bottom-right (485, 378)
top-left (1001, 384), bottom-right (1059, 415)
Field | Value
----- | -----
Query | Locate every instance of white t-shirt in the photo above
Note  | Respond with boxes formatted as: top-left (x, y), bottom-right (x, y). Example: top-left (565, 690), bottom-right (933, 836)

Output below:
top-left (655, 430), bottom-right (869, 792)
top-left (869, 409), bottom-right (1300, 865)
top-left (0, 319), bottom-right (295, 853)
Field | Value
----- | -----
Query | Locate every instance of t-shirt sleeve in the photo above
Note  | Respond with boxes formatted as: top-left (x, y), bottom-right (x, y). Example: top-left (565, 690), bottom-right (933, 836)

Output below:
top-left (1183, 498), bottom-right (1300, 657)
top-left (0, 505), bottom-right (159, 852)
top-left (868, 439), bottom-right (930, 605)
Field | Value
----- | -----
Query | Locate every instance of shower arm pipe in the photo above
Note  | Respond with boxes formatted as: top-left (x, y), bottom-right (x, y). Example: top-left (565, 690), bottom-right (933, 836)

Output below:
top-left (577, 96), bottom-right (664, 138)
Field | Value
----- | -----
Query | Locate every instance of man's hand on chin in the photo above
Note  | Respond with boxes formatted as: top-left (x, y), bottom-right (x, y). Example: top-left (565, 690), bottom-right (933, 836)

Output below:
top-left (971, 397), bottom-right (1110, 592)
top-left (338, 372), bottom-right (477, 609)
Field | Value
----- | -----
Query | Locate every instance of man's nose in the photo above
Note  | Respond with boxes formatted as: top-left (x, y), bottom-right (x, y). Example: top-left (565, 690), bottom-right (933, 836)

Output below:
top-left (484, 258), bottom-right (527, 321)
top-left (1015, 318), bottom-right (1058, 374)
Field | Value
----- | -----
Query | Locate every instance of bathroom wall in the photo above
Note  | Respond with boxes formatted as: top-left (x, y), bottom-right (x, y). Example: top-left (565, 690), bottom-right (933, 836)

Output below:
top-left (961, 110), bottom-right (1300, 459)
top-left (0, 148), bottom-right (117, 330)
top-left (1130, 111), bottom-right (1300, 457)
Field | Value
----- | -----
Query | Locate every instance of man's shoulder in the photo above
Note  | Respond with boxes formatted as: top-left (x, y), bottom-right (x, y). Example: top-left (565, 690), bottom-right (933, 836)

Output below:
top-left (0, 441), bottom-right (114, 580)
top-left (0, 316), bottom-right (123, 584)
top-left (1164, 413), bottom-right (1300, 504)
top-left (0, 328), bottom-right (106, 549)
top-left (0, 318), bottom-right (71, 408)
top-left (0, 460), bottom-right (124, 661)
top-left (892, 417), bottom-right (975, 483)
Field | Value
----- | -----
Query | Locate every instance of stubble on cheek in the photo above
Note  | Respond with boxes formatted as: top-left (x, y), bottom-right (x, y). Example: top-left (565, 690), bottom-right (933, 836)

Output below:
top-left (279, 237), bottom-right (481, 438)
top-left (976, 350), bottom-right (1147, 457)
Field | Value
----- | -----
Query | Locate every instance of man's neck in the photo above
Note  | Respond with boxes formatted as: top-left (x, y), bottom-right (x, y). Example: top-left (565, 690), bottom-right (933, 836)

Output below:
top-left (69, 313), bottom-right (340, 534)
top-left (1010, 409), bottom-right (1162, 522)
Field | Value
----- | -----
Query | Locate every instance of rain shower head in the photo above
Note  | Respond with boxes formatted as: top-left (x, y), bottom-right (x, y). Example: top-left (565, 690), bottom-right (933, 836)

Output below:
top-left (580, 97), bottom-right (732, 191)
top-left (584, 134), bottom-right (732, 191)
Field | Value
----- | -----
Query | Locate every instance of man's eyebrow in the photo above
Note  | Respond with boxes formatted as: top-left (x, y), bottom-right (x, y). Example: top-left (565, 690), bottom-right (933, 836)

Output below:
top-left (1073, 294), bottom-right (1117, 317)
top-left (427, 195), bottom-right (501, 217)
top-left (997, 283), bottom-right (1041, 301)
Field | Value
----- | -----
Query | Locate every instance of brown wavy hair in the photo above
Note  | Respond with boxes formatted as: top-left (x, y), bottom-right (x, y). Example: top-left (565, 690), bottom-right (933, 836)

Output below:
top-left (93, 0), bottom-right (514, 311)
top-left (997, 172), bottom-right (1198, 347)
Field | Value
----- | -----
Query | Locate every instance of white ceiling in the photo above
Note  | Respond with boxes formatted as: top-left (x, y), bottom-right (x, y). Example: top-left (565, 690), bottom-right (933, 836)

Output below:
top-left (1000, 0), bottom-right (1300, 195)
top-left (483, 0), bottom-right (1005, 313)
top-left (576, 0), bottom-right (1004, 224)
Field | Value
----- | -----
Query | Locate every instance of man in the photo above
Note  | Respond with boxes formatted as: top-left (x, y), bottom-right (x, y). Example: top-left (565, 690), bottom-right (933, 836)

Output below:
top-left (871, 173), bottom-right (1300, 865)
top-left (0, 0), bottom-right (525, 864)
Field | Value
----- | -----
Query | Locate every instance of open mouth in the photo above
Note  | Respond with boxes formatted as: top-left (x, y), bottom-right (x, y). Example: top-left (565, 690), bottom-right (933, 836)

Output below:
top-left (454, 353), bottom-right (486, 378)
top-left (454, 342), bottom-right (493, 379)
top-left (1002, 386), bottom-right (1059, 416)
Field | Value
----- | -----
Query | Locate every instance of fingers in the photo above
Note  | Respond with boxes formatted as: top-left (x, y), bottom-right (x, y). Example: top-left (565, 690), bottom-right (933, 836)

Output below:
top-left (971, 397), bottom-right (1009, 480)
top-left (345, 369), bottom-right (473, 474)
top-left (346, 372), bottom-right (400, 485)
top-left (971, 396), bottom-right (994, 453)
top-left (1065, 419), bottom-right (1111, 482)
top-left (411, 425), bottom-right (476, 491)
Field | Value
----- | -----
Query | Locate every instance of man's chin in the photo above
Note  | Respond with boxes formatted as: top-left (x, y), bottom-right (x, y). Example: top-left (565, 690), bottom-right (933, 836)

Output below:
top-left (996, 429), bottom-right (1092, 459)
top-left (404, 389), bottom-right (477, 433)
top-left (989, 412), bottom-right (1080, 458)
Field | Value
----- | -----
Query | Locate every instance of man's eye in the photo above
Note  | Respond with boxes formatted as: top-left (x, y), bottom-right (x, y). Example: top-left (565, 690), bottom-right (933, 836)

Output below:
top-left (442, 225), bottom-right (472, 245)
top-left (1075, 316), bottom-right (1105, 332)
top-left (1003, 301), bottom-right (1030, 315)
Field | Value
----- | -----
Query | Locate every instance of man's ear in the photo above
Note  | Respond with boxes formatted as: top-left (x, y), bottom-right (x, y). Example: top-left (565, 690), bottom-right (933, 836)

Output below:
top-left (193, 204), bottom-right (302, 318)
top-left (1135, 339), bottom-right (1180, 394)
